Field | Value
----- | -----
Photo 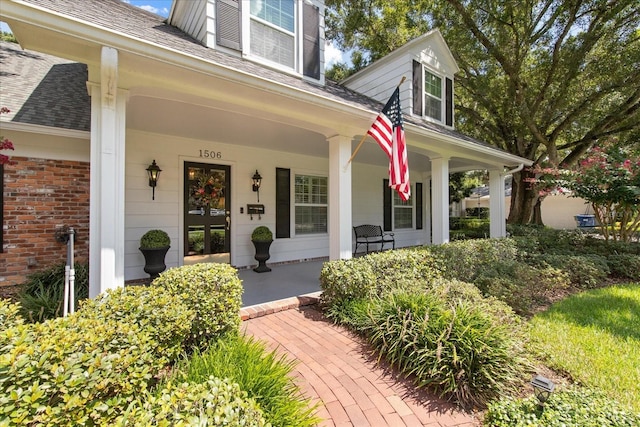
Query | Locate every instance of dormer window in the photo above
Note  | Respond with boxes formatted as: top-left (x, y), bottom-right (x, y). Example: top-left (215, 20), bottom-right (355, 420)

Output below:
top-left (412, 60), bottom-right (454, 127)
top-left (424, 70), bottom-right (442, 121)
top-left (250, 0), bottom-right (295, 68)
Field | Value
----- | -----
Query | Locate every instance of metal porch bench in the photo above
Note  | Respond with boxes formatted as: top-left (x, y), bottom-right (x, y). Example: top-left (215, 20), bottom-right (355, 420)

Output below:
top-left (353, 225), bottom-right (395, 255)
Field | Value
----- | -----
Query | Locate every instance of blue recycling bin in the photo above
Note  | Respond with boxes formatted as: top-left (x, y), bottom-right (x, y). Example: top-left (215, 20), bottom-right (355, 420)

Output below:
top-left (575, 214), bottom-right (596, 227)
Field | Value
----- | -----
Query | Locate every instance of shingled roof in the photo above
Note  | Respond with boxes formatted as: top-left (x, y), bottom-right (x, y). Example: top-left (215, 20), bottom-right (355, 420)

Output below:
top-left (0, 41), bottom-right (90, 131)
top-left (6, 0), bottom-right (496, 150)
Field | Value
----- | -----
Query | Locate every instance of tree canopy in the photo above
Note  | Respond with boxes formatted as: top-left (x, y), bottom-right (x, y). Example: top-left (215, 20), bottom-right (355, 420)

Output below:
top-left (326, 0), bottom-right (640, 223)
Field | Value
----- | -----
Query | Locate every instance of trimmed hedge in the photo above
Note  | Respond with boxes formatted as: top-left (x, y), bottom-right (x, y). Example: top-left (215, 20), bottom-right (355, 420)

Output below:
top-left (113, 377), bottom-right (268, 426)
top-left (485, 386), bottom-right (640, 426)
top-left (153, 263), bottom-right (243, 349)
top-left (607, 254), bottom-right (640, 280)
top-left (320, 248), bottom-right (443, 307)
top-left (78, 286), bottom-right (194, 362)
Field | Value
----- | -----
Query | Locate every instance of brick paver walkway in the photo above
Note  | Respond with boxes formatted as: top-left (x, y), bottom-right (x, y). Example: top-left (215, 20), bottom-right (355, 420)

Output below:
top-left (243, 306), bottom-right (478, 427)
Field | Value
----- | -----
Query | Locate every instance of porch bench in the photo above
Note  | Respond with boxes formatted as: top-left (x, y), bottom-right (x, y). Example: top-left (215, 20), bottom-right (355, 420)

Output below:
top-left (353, 225), bottom-right (395, 255)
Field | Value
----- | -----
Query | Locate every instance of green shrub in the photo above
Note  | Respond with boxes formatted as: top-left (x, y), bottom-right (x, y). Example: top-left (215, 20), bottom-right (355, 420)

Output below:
top-left (320, 249), bottom-right (444, 307)
top-left (607, 254), bottom-right (640, 280)
top-left (0, 315), bottom-right (164, 426)
top-left (364, 291), bottom-right (530, 408)
top-left (78, 286), bottom-right (194, 361)
top-left (251, 226), bottom-right (273, 242)
top-left (153, 263), bottom-right (242, 349)
top-left (174, 334), bottom-right (319, 427)
top-left (17, 262), bottom-right (89, 323)
top-left (428, 238), bottom-right (518, 282)
top-left (320, 258), bottom-right (377, 307)
top-left (485, 386), bottom-right (640, 426)
top-left (113, 377), bottom-right (268, 426)
top-left (0, 299), bottom-right (23, 330)
top-left (534, 254), bottom-right (610, 289)
top-left (474, 260), bottom-right (570, 315)
top-left (140, 229), bottom-right (170, 249)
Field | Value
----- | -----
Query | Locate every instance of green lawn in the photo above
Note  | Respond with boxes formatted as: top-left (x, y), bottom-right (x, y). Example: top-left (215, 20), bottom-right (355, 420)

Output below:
top-left (529, 283), bottom-right (640, 413)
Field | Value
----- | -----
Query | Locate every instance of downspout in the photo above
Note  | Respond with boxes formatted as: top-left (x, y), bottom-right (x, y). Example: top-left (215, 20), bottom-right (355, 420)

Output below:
top-left (504, 163), bottom-right (524, 176)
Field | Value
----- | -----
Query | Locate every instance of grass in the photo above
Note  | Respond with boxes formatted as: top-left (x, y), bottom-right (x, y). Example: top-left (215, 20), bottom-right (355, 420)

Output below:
top-left (172, 333), bottom-right (319, 427)
top-left (529, 282), bottom-right (640, 413)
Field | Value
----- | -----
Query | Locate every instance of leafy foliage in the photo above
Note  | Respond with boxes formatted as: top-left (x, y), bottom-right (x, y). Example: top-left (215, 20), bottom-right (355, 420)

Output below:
top-left (251, 225), bottom-right (273, 242)
top-left (174, 334), bottom-right (319, 427)
top-left (139, 229), bottom-right (171, 248)
top-left (153, 263), bottom-right (242, 349)
top-left (113, 377), bottom-right (269, 426)
top-left (17, 262), bottom-right (89, 323)
top-left (485, 387), bottom-right (640, 426)
top-left (0, 299), bottom-right (23, 330)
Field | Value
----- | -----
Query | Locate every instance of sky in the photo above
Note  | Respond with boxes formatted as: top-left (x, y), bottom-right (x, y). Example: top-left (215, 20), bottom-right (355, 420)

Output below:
top-left (1, 0), bottom-right (346, 68)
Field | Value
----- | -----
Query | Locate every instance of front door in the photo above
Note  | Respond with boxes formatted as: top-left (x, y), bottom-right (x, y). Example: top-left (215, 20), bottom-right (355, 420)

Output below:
top-left (184, 162), bottom-right (231, 264)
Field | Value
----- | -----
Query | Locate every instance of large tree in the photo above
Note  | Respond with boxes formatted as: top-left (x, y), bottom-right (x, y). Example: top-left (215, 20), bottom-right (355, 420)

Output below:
top-left (326, 0), bottom-right (640, 224)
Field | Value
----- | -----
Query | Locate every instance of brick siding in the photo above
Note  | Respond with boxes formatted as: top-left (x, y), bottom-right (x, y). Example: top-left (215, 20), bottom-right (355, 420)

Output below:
top-left (1, 157), bottom-right (90, 295)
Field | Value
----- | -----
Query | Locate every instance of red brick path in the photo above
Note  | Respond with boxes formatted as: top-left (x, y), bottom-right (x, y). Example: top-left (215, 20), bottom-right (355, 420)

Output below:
top-left (243, 306), bottom-right (479, 427)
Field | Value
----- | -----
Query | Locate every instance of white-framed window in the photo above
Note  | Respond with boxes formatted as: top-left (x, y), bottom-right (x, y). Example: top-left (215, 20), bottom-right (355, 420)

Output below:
top-left (393, 187), bottom-right (413, 229)
top-left (294, 174), bottom-right (328, 235)
top-left (424, 69), bottom-right (442, 121)
top-left (250, 0), bottom-right (296, 68)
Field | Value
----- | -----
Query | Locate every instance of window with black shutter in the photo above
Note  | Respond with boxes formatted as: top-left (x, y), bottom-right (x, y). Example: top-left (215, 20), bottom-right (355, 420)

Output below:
top-left (303, 2), bottom-right (320, 79)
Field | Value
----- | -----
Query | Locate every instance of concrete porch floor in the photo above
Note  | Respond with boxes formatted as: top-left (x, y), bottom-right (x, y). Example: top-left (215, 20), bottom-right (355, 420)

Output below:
top-left (238, 259), bottom-right (325, 307)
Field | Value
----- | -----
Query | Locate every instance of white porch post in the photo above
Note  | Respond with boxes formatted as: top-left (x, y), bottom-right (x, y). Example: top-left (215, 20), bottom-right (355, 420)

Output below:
top-left (489, 169), bottom-right (506, 238)
top-left (431, 157), bottom-right (449, 244)
top-left (88, 46), bottom-right (127, 298)
top-left (328, 135), bottom-right (353, 260)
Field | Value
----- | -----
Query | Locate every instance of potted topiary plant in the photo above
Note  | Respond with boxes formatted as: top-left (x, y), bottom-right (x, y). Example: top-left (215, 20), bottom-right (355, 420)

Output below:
top-left (251, 226), bottom-right (273, 273)
top-left (139, 229), bottom-right (171, 280)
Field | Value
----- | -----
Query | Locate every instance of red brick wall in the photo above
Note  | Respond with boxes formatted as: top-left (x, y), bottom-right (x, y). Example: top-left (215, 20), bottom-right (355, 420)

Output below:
top-left (1, 157), bottom-right (90, 295)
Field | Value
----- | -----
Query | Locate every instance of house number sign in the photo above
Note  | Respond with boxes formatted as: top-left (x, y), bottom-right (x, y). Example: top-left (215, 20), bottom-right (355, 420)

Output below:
top-left (199, 150), bottom-right (222, 159)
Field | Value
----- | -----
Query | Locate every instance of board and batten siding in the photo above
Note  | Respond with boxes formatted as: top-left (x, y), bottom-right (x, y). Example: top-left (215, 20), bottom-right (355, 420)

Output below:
top-left (169, 0), bottom-right (208, 45)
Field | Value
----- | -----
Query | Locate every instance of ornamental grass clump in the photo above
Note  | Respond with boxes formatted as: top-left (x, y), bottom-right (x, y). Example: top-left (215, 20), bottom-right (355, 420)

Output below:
top-left (153, 263), bottom-right (242, 349)
top-left (363, 291), bottom-right (530, 409)
top-left (174, 334), bottom-right (319, 427)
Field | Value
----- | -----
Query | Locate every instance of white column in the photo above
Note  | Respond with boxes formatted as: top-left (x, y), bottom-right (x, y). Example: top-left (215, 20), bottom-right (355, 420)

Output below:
top-left (328, 135), bottom-right (353, 260)
top-left (430, 157), bottom-right (449, 244)
top-left (88, 46), bottom-right (127, 298)
top-left (489, 169), bottom-right (506, 238)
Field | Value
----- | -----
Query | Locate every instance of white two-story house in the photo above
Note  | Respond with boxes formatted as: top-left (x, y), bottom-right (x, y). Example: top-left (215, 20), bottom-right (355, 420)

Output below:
top-left (0, 0), bottom-right (531, 297)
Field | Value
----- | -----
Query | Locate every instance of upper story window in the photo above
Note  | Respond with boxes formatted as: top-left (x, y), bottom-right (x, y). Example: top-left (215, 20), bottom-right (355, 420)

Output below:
top-left (412, 60), bottom-right (454, 127)
top-left (250, 0), bottom-right (296, 68)
top-left (424, 71), bottom-right (442, 121)
top-left (210, 0), bottom-right (320, 79)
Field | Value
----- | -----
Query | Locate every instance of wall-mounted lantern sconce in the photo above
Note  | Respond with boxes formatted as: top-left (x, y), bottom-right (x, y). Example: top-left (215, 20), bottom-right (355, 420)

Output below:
top-left (252, 170), bottom-right (262, 202)
top-left (146, 160), bottom-right (162, 200)
top-left (531, 375), bottom-right (555, 406)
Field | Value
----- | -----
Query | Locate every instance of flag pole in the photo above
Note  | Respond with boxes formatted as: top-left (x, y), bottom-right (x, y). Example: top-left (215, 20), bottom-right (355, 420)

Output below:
top-left (344, 76), bottom-right (407, 169)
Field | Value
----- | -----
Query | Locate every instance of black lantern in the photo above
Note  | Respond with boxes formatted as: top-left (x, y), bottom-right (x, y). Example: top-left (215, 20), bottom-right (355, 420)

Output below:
top-left (531, 375), bottom-right (555, 406)
top-left (146, 160), bottom-right (162, 200)
top-left (252, 170), bottom-right (262, 202)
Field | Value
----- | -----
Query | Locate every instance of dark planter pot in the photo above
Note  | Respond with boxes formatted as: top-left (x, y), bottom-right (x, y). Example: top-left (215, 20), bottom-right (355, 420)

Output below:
top-left (252, 240), bottom-right (272, 273)
top-left (140, 246), bottom-right (170, 280)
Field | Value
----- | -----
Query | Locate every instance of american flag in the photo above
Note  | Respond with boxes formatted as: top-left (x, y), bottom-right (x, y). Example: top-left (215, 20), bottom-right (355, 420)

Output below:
top-left (367, 87), bottom-right (411, 201)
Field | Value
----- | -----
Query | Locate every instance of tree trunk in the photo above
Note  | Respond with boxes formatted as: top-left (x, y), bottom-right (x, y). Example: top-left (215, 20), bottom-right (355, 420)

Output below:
top-left (531, 198), bottom-right (544, 225)
top-left (507, 170), bottom-right (539, 224)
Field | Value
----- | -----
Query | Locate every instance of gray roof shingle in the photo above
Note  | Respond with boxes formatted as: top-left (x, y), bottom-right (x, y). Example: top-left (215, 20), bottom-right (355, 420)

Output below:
top-left (0, 41), bottom-right (90, 131)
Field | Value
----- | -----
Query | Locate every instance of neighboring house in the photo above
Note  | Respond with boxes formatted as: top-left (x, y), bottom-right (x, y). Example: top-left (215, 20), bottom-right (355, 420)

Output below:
top-left (0, 0), bottom-right (531, 298)
top-left (463, 183), bottom-right (592, 230)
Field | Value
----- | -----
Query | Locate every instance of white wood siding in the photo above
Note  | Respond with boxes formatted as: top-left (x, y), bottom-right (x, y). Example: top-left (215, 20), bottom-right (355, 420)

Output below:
top-left (169, 0), bottom-right (208, 44)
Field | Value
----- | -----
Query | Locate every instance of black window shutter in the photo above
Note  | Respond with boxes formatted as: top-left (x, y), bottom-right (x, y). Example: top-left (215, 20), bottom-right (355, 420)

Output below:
top-left (216, 0), bottom-right (241, 51)
top-left (445, 77), bottom-right (453, 126)
top-left (412, 60), bottom-right (423, 116)
top-left (416, 182), bottom-right (423, 230)
top-left (383, 179), bottom-right (392, 231)
top-left (275, 168), bottom-right (291, 238)
top-left (303, 3), bottom-right (320, 79)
